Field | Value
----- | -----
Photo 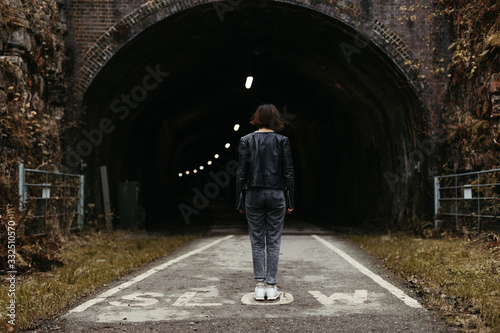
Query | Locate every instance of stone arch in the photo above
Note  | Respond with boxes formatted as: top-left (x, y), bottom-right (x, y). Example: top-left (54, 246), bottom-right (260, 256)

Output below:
top-left (76, 0), bottom-right (424, 97)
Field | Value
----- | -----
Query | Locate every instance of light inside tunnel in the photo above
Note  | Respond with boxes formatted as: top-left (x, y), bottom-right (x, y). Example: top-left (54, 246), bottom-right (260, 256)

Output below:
top-left (245, 76), bottom-right (254, 89)
top-left (80, 1), bottom-right (427, 232)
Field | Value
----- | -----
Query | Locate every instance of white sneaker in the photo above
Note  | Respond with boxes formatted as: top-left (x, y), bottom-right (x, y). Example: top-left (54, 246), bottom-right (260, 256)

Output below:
top-left (254, 282), bottom-right (266, 301)
top-left (266, 285), bottom-right (279, 301)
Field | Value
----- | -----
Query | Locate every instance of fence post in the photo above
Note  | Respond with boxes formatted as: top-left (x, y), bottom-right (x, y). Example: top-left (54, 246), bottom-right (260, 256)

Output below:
top-left (477, 173), bottom-right (481, 230)
top-left (18, 163), bottom-right (26, 211)
top-left (77, 175), bottom-right (85, 230)
top-left (434, 176), bottom-right (440, 228)
top-left (100, 166), bottom-right (113, 230)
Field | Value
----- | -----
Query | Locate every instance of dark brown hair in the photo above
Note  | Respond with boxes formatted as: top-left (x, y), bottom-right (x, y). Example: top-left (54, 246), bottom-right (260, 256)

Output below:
top-left (250, 104), bottom-right (284, 130)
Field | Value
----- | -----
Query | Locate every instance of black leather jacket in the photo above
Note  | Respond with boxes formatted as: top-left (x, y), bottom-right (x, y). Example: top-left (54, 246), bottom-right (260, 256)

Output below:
top-left (236, 132), bottom-right (295, 209)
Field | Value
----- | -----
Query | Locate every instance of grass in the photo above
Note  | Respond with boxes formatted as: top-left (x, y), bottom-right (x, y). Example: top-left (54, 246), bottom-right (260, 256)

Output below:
top-left (0, 230), bottom-right (202, 330)
top-left (345, 232), bottom-right (500, 332)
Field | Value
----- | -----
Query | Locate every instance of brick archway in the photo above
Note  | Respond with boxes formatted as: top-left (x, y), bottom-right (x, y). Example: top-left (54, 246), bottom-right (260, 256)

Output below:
top-left (74, 0), bottom-right (437, 230)
top-left (76, 0), bottom-right (424, 97)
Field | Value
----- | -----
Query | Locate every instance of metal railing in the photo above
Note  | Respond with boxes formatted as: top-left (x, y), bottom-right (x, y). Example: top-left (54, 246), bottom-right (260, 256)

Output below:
top-left (434, 168), bottom-right (500, 230)
top-left (18, 163), bottom-right (84, 236)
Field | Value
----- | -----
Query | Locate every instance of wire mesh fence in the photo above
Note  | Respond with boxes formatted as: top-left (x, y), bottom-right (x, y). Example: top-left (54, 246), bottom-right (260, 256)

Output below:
top-left (434, 168), bottom-right (500, 232)
top-left (18, 163), bottom-right (84, 236)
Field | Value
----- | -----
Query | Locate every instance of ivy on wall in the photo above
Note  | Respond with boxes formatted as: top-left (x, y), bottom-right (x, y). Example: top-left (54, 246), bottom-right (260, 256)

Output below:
top-left (438, 0), bottom-right (500, 172)
top-left (0, 0), bottom-right (72, 270)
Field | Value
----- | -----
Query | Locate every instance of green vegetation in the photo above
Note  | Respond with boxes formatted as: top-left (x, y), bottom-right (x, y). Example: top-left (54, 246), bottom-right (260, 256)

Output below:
top-left (0, 231), bottom-right (202, 330)
top-left (346, 232), bottom-right (500, 331)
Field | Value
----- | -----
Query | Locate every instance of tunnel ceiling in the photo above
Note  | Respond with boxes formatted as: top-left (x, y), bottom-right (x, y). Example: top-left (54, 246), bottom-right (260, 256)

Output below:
top-left (81, 1), bottom-right (425, 229)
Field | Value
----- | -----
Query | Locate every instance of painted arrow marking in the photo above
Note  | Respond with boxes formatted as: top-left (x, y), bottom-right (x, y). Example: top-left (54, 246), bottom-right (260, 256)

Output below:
top-left (172, 292), bottom-right (223, 306)
top-left (309, 290), bottom-right (368, 305)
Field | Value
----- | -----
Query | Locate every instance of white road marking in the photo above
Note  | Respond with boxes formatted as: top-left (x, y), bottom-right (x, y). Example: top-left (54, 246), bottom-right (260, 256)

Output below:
top-left (312, 235), bottom-right (421, 308)
top-left (172, 292), bottom-right (223, 306)
top-left (69, 235), bottom-right (234, 313)
top-left (308, 290), bottom-right (368, 305)
top-left (240, 292), bottom-right (294, 305)
top-left (109, 292), bottom-right (163, 307)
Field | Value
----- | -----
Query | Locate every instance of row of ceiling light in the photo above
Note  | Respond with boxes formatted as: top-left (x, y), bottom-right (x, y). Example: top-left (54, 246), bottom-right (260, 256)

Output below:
top-left (178, 123), bottom-right (241, 177)
top-left (178, 76), bottom-right (253, 178)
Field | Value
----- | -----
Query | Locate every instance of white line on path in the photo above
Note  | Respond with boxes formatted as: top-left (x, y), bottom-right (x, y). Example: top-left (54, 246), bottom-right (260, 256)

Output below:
top-left (69, 235), bottom-right (235, 313)
top-left (312, 235), bottom-right (421, 308)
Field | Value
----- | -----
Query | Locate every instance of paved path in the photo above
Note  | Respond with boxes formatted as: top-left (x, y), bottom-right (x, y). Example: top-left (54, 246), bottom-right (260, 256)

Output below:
top-left (34, 222), bottom-right (455, 332)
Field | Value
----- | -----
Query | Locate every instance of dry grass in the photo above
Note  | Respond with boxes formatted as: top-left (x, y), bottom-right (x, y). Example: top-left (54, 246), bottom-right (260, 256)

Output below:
top-left (346, 232), bottom-right (500, 332)
top-left (0, 230), bottom-right (202, 330)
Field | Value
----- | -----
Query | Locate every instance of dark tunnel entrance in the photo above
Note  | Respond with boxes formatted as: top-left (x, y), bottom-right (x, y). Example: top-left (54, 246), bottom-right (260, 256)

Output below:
top-left (78, 2), bottom-right (427, 231)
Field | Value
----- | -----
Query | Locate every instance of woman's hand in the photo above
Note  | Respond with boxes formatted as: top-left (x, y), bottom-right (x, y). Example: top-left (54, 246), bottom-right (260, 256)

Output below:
top-left (239, 210), bottom-right (245, 214)
top-left (286, 208), bottom-right (294, 215)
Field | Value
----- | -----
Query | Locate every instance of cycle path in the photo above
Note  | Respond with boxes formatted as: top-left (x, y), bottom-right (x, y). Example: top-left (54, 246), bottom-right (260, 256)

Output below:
top-left (42, 229), bottom-right (455, 332)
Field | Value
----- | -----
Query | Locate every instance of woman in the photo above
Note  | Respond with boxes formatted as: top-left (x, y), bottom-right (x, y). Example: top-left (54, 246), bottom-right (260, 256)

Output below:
top-left (236, 104), bottom-right (295, 301)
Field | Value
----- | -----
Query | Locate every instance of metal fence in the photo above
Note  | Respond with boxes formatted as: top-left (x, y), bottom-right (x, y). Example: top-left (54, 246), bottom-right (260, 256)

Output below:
top-left (434, 168), bottom-right (500, 230)
top-left (18, 163), bottom-right (84, 236)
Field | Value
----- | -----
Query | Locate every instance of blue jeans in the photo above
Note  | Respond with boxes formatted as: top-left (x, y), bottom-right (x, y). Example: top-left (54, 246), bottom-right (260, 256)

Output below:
top-left (245, 188), bottom-right (286, 285)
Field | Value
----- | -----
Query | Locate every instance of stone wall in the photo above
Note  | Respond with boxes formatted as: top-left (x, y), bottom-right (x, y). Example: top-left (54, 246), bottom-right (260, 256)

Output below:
top-left (439, 1), bottom-right (500, 174)
top-left (0, 0), bottom-right (71, 191)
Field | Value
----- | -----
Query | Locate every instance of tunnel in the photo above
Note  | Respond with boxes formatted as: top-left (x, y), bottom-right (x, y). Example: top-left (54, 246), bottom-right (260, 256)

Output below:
top-left (77, 1), bottom-right (427, 232)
